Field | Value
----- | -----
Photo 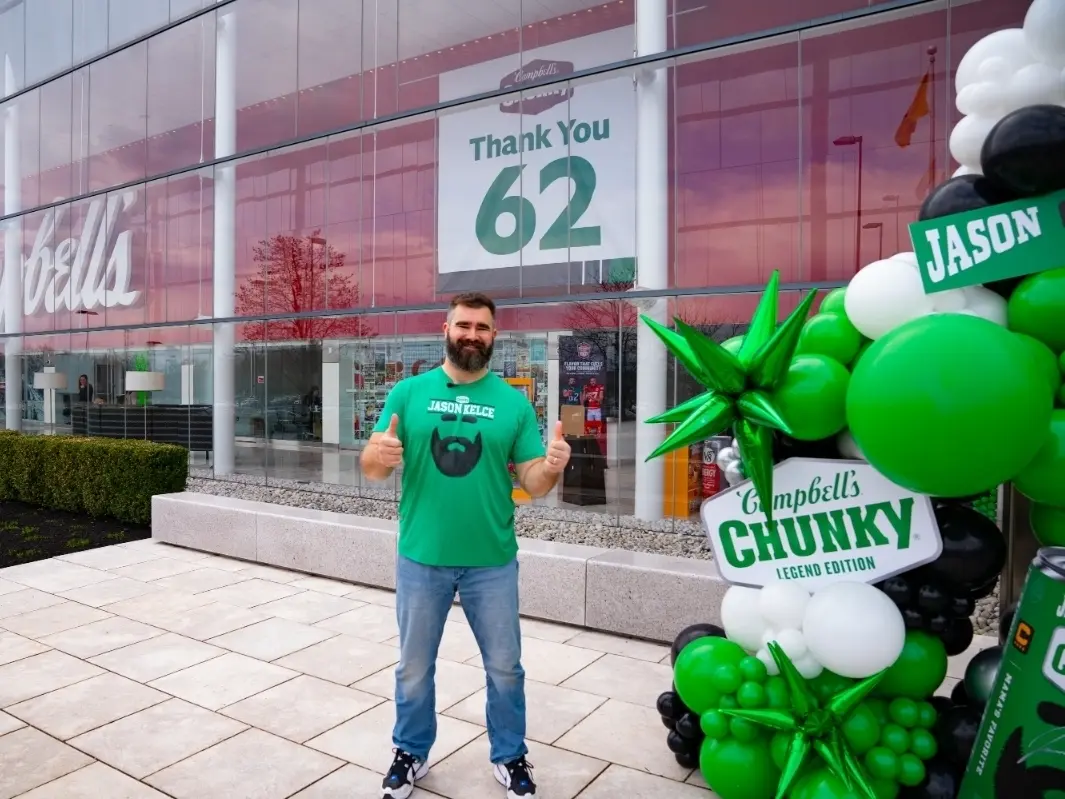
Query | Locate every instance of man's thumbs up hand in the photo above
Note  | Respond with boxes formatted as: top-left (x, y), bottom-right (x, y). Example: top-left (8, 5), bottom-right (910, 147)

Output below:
top-left (376, 414), bottom-right (404, 468)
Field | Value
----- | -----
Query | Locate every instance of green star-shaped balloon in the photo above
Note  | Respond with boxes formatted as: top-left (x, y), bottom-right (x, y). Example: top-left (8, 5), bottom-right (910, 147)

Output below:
top-left (719, 642), bottom-right (886, 799)
top-left (639, 271), bottom-right (817, 520)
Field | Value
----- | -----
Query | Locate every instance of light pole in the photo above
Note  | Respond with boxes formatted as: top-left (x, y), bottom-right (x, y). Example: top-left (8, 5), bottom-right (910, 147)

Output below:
top-left (862, 221), bottom-right (884, 261)
top-left (834, 135), bottom-right (864, 271)
top-left (883, 194), bottom-right (900, 251)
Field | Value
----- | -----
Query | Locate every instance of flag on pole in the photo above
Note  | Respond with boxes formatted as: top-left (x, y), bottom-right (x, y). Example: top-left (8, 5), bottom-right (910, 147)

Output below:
top-left (895, 70), bottom-right (931, 148)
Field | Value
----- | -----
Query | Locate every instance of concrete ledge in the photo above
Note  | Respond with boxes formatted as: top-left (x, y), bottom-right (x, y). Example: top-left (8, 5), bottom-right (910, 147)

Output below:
top-left (151, 491), bottom-right (726, 643)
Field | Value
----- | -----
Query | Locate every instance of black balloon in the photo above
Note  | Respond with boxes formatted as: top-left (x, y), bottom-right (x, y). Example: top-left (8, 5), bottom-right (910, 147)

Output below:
top-left (950, 595), bottom-right (976, 619)
top-left (675, 750), bottom-right (700, 769)
top-left (984, 276), bottom-right (1026, 300)
top-left (660, 714), bottom-right (676, 730)
top-left (941, 616), bottom-right (975, 657)
top-left (881, 575), bottom-right (915, 607)
top-left (903, 607), bottom-right (927, 630)
top-left (935, 705), bottom-right (982, 768)
top-left (666, 730), bottom-right (689, 755)
top-left (951, 679), bottom-right (970, 706)
top-left (899, 758), bottom-right (963, 799)
top-left (964, 646), bottom-right (1003, 708)
top-left (656, 691), bottom-right (676, 719)
top-left (918, 174), bottom-right (1017, 221)
top-left (926, 505), bottom-right (1007, 593)
top-left (969, 575), bottom-right (1000, 601)
top-left (773, 433), bottom-right (841, 461)
top-left (982, 104), bottom-right (1065, 196)
top-left (675, 712), bottom-right (702, 741)
top-left (929, 695), bottom-right (953, 717)
top-left (918, 583), bottom-right (951, 614)
top-left (670, 623), bottom-right (725, 666)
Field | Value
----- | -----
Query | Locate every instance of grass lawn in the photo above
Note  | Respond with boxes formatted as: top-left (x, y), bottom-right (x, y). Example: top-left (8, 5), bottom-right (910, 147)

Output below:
top-left (0, 501), bottom-right (152, 568)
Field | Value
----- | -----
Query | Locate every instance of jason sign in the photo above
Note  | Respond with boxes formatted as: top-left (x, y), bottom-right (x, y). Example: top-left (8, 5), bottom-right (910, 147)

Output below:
top-left (0, 189), bottom-right (140, 328)
top-left (700, 458), bottom-right (942, 591)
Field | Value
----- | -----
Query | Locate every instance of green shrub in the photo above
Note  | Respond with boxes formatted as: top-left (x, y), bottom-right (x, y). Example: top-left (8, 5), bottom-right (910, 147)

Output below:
top-left (0, 431), bottom-right (187, 526)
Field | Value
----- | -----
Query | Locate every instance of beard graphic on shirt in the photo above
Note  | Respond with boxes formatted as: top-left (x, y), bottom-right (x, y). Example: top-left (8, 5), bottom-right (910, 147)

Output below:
top-left (430, 427), bottom-right (484, 477)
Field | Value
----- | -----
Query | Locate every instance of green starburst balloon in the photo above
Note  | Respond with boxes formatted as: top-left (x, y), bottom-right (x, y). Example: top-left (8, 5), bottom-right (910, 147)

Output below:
top-left (639, 271), bottom-right (817, 520)
top-left (719, 643), bottom-right (886, 799)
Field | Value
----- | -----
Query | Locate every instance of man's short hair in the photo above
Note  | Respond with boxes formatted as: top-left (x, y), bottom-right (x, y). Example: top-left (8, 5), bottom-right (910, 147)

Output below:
top-left (448, 292), bottom-right (496, 320)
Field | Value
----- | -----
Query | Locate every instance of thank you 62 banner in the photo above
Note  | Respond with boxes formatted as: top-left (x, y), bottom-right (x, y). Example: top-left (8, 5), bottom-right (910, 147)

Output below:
top-left (436, 27), bottom-right (637, 293)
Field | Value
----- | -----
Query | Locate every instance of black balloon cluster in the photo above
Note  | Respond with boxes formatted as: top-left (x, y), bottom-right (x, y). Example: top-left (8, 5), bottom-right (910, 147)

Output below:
top-left (876, 502), bottom-right (1006, 656)
top-left (656, 623), bottom-right (725, 768)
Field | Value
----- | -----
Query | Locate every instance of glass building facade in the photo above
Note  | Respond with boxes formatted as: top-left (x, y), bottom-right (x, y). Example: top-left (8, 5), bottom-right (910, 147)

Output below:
top-left (0, 0), bottom-right (1031, 527)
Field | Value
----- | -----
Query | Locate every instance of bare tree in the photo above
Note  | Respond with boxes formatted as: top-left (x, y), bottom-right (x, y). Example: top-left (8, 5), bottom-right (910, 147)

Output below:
top-left (235, 229), bottom-right (374, 343)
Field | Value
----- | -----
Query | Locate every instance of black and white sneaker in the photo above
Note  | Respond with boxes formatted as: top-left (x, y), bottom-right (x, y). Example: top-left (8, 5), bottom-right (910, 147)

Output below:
top-left (380, 748), bottom-right (429, 799)
top-left (493, 756), bottom-right (537, 797)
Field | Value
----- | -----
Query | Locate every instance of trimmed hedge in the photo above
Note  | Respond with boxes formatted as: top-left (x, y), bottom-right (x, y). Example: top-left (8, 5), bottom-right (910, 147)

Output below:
top-left (0, 431), bottom-right (187, 525)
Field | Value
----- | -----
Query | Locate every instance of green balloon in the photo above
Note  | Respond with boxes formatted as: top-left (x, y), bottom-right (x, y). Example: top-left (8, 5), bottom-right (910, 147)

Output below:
top-left (897, 753), bottom-right (927, 787)
top-left (909, 728), bottom-right (938, 761)
top-left (820, 287), bottom-right (848, 316)
top-left (877, 631), bottom-right (948, 700)
top-left (811, 671), bottom-right (854, 701)
top-left (864, 747), bottom-right (898, 781)
top-left (730, 716), bottom-right (762, 743)
top-left (771, 354), bottom-right (850, 441)
top-left (796, 312), bottom-right (862, 365)
top-left (865, 698), bottom-right (890, 726)
top-left (792, 768), bottom-right (863, 799)
top-left (841, 703), bottom-right (881, 755)
top-left (1060, 349), bottom-right (1065, 375)
top-left (737, 681), bottom-right (767, 709)
top-left (765, 676), bottom-right (789, 708)
top-left (701, 710), bottom-right (730, 739)
top-left (872, 779), bottom-right (901, 799)
top-left (740, 656), bottom-right (768, 684)
top-left (674, 636), bottom-right (746, 714)
top-left (1031, 501), bottom-right (1065, 546)
top-left (850, 337), bottom-right (874, 369)
top-left (1014, 333), bottom-right (1063, 398)
top-left (1013, 410), bottom-right (1065, 507)
top-left (888, 697), bottom-right (919, 728)
top-left (712, 664), bottom-right (744, 694)
top-left (846, 314), bottom-right (1054, 497)
top-left (1008, 267), bottom-right (1065, 353)
top-left (915, 701), bottom-right (937, 729)
top-left (723, 336), bottom-right (745, 355)
top-left (1059, 383), bottom-right (1065, 409)
top-left (770, 731), bottom-right (791, 769)
top-left (880, 723), bottom-right (910, 755)
top-left (699, 736), bottom-right (779, 799)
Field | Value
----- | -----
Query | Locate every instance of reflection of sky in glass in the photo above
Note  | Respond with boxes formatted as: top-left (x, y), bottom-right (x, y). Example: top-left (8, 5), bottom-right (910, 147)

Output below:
top-left (0, 0), bottom-right (1033, 336)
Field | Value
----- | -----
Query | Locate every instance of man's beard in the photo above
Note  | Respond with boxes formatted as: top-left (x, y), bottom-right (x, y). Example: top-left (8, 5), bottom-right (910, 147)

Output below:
top-left (446, 335), bottom-right (493, 372)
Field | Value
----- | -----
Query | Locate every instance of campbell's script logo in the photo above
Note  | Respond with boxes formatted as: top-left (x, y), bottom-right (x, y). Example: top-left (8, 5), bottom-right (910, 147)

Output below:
top-left (0, 190), bottom-right (140, 327)
top-left (499, 59), bottom-right (574, 115)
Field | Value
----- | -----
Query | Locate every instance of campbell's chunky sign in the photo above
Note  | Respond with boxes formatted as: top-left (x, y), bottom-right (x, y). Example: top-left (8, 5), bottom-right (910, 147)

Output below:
top-left (700, 458), bottom-right (942, 591)
top-left (0, 190), bottom-right (140, 327)
top-left (499, 59), bottom-right (574, 115)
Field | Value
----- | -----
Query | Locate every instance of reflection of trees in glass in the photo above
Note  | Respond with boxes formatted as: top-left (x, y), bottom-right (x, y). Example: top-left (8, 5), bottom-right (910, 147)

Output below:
top-left (235, 229), bottom-right (374, 342)
top-left (563, 281), bottom-right (744, 419)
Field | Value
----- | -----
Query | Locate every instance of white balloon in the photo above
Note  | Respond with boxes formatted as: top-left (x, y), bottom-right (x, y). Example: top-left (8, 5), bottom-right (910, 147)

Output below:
top-left (1009, 62), bottom-right (1065, 110)
top-left (965, 81), bottom-right (1012, 118)
top-left (720, 586), bottom-right (769, 653)
top-left (756, 647), bottom-right (780, 677)
top-left (724, 460), bottom-right (746, 486)
top-left (1025, 0), bottom-right (1065, 69)
top-left (717, 447), bottom-right (735, 467)
top-left (949, 114), bottom-right (999, 171)
top-left (962, 286), bottom-right (1008, 326)
top-left (803, 582), bottom-right (906, 678)
top-left (837, 429), bottom-right (866, 461)
top-left (773, 628), bottom-right (809, 660)
top-left (844, 258), bottom-right (935, 339)
top-left (954, 164), bottom-right (981, 178)
top-left (758, 582), bottom-right (811, 631)
top-left (793, 653), bottom-right (825, 680)
top-left (956, 29), bottom-right (1034, 93)
top-left (930, 286), bottom-right (969, 312)
top-left (892, 251), bottom-right (918, 268)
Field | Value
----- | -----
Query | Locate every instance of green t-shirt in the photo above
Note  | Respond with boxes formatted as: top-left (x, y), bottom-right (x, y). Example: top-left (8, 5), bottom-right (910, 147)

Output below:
top-left (372, 367), bottom-right (546, 567)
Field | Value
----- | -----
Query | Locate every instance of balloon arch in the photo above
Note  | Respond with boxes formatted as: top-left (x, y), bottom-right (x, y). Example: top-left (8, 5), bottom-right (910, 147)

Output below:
top-left (649, 3), bottom-right (1065, 797)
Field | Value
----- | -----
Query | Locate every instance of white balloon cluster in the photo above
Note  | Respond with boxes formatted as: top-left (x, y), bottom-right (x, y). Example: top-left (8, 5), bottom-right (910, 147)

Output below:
top-left (951, 0), bottom-right (1065, 176)
top-left (721, 580), bottom-right (907, 680)
top-left (715, 438), bottom-right (746, 487)
top-left (843, 250), bottom-right (1006, 341)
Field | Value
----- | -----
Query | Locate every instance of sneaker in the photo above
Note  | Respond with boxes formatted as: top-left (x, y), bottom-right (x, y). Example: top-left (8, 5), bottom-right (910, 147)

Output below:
top-left (493, 756), bottom-right (537, 798)
top-left (380, 748), bottom-right (429, 799)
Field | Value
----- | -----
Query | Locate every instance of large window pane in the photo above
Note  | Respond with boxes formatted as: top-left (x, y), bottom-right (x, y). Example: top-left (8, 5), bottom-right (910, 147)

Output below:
top-left (147, 12), bottom-right (216, 174)
top-left (233, 0), bottom-right (298, 152)
top-left (87, 42), bottom-right (148, 191)
top-left (295, 0), bottom-right (364, 138)
top-left (24, 0), bottom-right (73, 86)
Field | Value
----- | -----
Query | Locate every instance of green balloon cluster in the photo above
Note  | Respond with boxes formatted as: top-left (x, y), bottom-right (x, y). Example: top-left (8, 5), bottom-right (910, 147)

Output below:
top-left (675, 638), bottom-right (943, 799)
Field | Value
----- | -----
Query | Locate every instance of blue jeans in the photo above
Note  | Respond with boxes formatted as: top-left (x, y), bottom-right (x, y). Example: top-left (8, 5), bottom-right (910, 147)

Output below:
top-left (392, 554), bottom-right (527, 765)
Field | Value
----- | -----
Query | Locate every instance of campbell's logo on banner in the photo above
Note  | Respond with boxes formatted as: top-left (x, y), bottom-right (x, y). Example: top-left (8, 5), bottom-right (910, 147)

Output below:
top-left (499, 59), bottom-right (575, 115)
top-left (0, 190), bottom-right (140, 328)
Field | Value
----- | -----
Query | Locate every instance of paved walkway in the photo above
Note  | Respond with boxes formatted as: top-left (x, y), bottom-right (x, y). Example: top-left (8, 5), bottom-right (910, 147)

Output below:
top-left (0, 539), bottom-right (995, 798)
